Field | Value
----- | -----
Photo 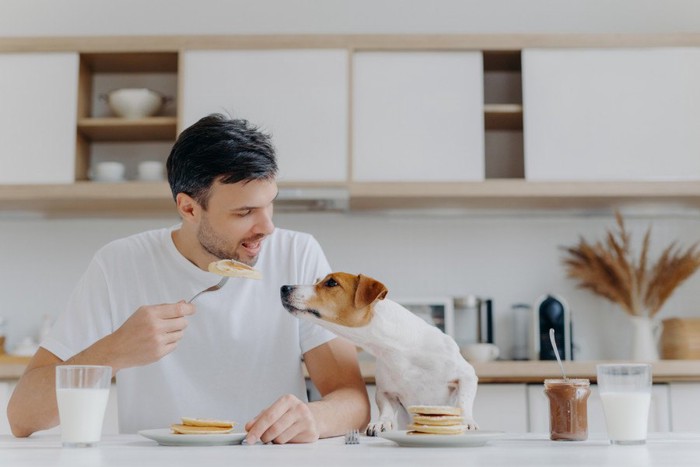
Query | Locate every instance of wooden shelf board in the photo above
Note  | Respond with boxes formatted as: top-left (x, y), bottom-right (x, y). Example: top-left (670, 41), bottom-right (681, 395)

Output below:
top-left (4, 34), bottom-right (700, 53)
top-left (0, 182), bottom-right (175, 217)
top-left (349, 180), bottom-right (700, 210)
top-left (483, 50), bottom-right (521, 71)
top-left (78, 117), bottom-right (177, 142)
top-left (3, 180), bottom-right (700, 215)
top-left (484, 104), bottom-right (523, 130)
top-left (80, 52), bottom-right (178, 73)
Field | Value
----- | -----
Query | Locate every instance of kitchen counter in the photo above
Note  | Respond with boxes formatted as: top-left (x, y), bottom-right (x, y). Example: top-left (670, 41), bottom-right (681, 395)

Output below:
top-left (0, 355), bottom-right (30, 379)
top-left (2, 432), bottom-right (700, 467)
top-left (5, 356), bottom-right (700, 383)
top-left (355, 359), bottom-right (700, 384)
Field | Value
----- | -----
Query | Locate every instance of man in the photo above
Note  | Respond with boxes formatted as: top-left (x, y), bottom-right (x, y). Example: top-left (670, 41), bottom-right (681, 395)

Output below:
top-left (7, 114), bottom-right (370, 444)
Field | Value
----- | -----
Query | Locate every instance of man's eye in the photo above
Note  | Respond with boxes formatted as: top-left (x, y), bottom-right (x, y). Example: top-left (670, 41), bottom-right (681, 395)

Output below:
top-left (237, 210), bottom-right (252, 217)
top-left (325, 278), bottom-right (338, 287)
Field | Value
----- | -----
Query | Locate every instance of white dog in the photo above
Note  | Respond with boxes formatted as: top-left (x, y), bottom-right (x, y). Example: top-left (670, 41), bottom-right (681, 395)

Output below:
top-left (280, 272), bottom-right (479, 435)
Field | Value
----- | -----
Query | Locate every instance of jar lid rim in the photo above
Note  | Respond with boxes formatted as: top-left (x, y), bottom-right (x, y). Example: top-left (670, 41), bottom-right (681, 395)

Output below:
top-left (544, 378), bottom-right (590, 385)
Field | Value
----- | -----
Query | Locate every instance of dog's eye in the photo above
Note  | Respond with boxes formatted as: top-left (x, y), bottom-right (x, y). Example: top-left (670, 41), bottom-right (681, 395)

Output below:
top-left (324, 278), bottom-right (338, 287)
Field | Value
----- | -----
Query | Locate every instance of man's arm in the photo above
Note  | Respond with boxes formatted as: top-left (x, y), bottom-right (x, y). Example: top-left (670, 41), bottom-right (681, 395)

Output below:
top-left (244, 337), bottom-right (370, 444)
top-left (7, 302), bottom-right (195, 437)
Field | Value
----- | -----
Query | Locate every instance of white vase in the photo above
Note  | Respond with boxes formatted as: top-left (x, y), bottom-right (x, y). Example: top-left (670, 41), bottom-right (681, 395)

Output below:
top-left (630, 315), bottom-right (661, 361)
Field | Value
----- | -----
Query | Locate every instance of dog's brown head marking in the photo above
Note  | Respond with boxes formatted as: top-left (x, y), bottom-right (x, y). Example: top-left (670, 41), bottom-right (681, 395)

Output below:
top-left (281, 272), bottom-right (388, 327)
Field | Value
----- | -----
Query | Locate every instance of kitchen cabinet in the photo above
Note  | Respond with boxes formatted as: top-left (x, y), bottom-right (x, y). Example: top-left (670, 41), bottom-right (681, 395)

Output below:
top-left (3, 36), bottom-right (700, 215)
top-left (352, 51), bottom-right (484, 182)
top-left (528, 383), bottom-right (672, 434)
top-left (0, 52), bottom-right (78, 184)
top-left (473, 383), bottom-right (528, 432)
top-left (669, 382), bottom-right (700, 431)
top-left (0, 381), bottom-right (120, 436)
top-left (364, 383), bottom-right (528, 432)
top-left (522, 48), bottom-right (700, 181)
top-left (181, 49), bottom-right (349, 183)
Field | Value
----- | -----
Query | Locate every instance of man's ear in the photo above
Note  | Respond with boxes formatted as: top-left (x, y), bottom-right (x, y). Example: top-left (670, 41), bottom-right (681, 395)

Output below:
top-left (176, 192), bottom-right (199, 221)
top-left (354, 274), bottom-right (388, 309)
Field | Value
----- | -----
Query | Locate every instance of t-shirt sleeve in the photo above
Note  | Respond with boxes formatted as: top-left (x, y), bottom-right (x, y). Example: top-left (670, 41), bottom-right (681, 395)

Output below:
top-left (297, 235), bottom-right (338, 354)
top-left (41, 254), bottom-right (115, 361)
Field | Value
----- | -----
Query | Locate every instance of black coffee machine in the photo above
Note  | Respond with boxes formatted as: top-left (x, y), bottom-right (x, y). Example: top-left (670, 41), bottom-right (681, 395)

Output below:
top-left (530, 294), bottom-right (573, 360)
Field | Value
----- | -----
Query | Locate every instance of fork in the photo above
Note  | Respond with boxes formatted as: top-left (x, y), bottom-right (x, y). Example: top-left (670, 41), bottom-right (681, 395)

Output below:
top-left (344, 428), bottom-right (360, 445)
top-left (187, 277), bottom-right (229, 303)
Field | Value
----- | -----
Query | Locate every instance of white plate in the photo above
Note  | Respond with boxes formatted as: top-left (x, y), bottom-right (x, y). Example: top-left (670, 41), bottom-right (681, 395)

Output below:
top-left (379, 430), bottom-right (503, 447)
top-left (138, 428), bottom-right (246, 446)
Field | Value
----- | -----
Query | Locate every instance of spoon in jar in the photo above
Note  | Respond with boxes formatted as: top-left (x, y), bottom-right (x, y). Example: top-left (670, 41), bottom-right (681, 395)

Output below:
top-left (549, 328), bottom-right (568, 381)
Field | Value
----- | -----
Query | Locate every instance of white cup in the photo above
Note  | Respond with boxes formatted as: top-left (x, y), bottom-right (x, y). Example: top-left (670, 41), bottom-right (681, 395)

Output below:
top-left (91, 162), bottom-right (125, 182)
top-left (56, 365), bottom-right (112, 448)
top-left (137, 160), bottom-right (165, 181)
top-left (596, 363), bottom-right (652, 445)
top-left (461, 343), bottom-right (500, 363)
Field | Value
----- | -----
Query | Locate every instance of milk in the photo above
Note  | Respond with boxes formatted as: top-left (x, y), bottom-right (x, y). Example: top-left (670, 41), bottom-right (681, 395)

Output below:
top-left (600, 392), bottom-right (651, 442)
top-left (56, 388), bottom-right (109, 445)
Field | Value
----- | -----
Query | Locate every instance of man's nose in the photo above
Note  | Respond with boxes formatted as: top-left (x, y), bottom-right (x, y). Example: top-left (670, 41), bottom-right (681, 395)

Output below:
top-left (254, 210), bottom-right (275, 235)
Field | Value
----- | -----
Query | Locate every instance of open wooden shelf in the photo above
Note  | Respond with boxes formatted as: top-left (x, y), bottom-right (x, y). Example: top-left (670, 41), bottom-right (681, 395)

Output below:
top-left (77, 117), bottom-right (178, 142)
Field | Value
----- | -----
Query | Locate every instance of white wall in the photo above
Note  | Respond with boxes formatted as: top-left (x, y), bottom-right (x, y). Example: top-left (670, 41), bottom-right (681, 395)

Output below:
top-left (2, 0), bottom-right (700, 36)
top-left (2, 0), bottom-right (700, 360)
top-left (2, 210), bottom-right (700, 360)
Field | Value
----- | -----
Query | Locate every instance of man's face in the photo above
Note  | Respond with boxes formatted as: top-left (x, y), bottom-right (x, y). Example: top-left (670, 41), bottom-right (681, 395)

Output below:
top-left (196, 178), bottom-right (277, 266)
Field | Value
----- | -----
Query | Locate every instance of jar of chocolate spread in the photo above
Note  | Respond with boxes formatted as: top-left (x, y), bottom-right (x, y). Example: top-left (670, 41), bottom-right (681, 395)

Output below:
top-left (544, 378), bottom-right (591, 441)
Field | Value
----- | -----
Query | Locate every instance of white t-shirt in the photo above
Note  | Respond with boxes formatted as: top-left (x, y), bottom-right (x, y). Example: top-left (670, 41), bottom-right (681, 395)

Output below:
top-left (43, 226), bottom-right (336, 433)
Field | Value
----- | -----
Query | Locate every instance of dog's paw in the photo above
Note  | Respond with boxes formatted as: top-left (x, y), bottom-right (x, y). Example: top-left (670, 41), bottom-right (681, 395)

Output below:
top-left (365, 420), bottom-right (393, 437)
top-left (463, 418), bottom-right (479, 431)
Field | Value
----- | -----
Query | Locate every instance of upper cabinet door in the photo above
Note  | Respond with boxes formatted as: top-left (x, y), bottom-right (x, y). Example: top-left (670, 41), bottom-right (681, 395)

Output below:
top-left (523, 48), bottom-right (700, 181)
top-left (181, 50), bottom-right (349, 183)
top-left (352, 52), bottom-right (485, 182)
top-left (0, 53), bottom-right (78, 184)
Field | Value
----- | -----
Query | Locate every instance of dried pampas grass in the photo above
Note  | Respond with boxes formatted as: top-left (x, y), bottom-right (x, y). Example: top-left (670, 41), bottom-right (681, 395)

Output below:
top-left (561, 211), bottom-right (700, 318)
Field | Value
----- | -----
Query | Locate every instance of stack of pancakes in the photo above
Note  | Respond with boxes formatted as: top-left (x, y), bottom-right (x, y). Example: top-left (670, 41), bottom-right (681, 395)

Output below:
top-left (407, 405), bottom-right (466, 435)
top-left (171, 417), bottom-right (236, 435)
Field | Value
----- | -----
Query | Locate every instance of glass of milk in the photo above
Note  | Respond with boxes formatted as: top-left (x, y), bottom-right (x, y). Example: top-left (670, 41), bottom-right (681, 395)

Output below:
top-left (56, 365), bottom-right (112, 448)
top-left (596, 363), bottom-right (652, 445)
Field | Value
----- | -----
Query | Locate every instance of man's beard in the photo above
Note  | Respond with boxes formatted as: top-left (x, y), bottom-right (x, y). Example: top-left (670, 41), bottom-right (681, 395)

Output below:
top-left (197, 213), bottom-right (259, 267)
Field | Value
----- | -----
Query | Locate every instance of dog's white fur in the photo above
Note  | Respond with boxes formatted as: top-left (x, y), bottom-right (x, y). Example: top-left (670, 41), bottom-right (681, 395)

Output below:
top-left (281, 273), bottom-right (478, 435)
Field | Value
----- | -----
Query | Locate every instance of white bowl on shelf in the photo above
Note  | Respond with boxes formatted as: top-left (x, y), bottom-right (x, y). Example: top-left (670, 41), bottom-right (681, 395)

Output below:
top-left (104, 88), bottom-right (166, 119)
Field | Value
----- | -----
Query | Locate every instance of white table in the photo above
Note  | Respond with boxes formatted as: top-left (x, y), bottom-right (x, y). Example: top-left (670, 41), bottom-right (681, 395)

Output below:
top-left (2, 432), bottom-right (700, 466)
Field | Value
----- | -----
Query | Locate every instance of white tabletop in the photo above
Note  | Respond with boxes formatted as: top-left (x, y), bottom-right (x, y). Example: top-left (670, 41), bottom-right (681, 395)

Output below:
top-left (2, 432), bottom-right (700, 466)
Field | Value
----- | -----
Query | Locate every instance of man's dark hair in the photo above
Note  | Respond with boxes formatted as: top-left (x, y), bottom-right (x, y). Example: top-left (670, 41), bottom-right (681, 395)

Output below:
top-left (166, 113), bottom-right (278, 209)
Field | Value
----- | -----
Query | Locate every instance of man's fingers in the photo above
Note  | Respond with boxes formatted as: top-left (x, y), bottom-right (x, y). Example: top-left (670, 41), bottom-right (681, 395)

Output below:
top-left (245, 397), bottom-right (292, 444)
top-left (161, 317), bottom-right (189, 333)
top-left (260, 411), bottom-right (297, 444)
top-left (163, 329), bottom-right (184, 345)
top-left (156, 302), bottom-right (196, 319)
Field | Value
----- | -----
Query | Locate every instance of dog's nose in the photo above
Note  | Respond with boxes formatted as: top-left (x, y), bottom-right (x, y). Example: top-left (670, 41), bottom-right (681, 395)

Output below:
top-left (280, 285), bottom-right (293, 298)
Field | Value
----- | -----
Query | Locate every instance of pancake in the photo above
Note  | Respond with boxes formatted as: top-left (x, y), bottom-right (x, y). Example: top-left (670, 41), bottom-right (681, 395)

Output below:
top-left (407, 405), bottom-right (462, 417)
top-left (170, 424), bottom-right (234, 435)
top-left (180, 417), bottom-right (235, 429)
top-left (208, 259), bottom-right (262, 280)
top-left (407, 423), bottom-right (467, 435)
top-left (171, 416), bottom-right (237, 435)
top-left (411, 414), bottom-right (463, 426)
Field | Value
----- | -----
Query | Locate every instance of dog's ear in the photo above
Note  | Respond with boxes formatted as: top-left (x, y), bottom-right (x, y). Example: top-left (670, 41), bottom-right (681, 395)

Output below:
top-left (354, 274), bottom-right (388, 309)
